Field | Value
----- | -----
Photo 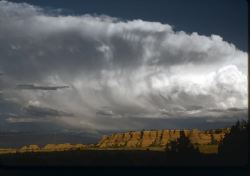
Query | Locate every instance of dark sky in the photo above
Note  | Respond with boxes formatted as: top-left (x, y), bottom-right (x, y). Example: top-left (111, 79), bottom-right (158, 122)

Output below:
top-left (8, 0), bottom-right (248, 51)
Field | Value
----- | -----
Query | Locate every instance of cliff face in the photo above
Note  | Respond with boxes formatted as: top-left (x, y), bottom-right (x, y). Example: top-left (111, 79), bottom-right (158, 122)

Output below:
top-left (97, 128), bottom-right (230, 148)
top-left (0, 128), bottom-right (230, 154)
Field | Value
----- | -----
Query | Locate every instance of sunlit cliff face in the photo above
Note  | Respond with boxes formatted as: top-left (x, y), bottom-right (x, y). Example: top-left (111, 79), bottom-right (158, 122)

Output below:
top-left (0, 1), bottom-right (247, 132)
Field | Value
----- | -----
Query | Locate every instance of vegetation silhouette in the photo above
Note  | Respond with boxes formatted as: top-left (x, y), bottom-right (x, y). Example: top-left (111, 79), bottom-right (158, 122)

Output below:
top-left (218, 120), bottom-right (248, 165)
top-left (165, 131), bottom-right (200, 155)
top-left (163, 130), bottom-right (201, 165)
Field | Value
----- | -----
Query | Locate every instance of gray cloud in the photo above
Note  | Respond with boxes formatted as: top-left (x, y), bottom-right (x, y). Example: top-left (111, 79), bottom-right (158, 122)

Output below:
top-left (23, 105), bottom-right (74, 118)
top-left (2, 105), bottom-right (74, 125)
top-left (208, 107), bottom-right (248, 113)
top-left (16, 83), bottom-right (70, 90)
top-left (5, 117), bottom-right (50, 123)
top-left (0, 1), bottom-right (248, 132)
top-left (96, 109), bottom-right (114, 116)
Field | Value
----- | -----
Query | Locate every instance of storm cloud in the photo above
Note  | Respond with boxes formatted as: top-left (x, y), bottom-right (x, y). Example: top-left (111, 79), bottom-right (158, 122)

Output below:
top-left (0, 1), bottom-right (247, 132)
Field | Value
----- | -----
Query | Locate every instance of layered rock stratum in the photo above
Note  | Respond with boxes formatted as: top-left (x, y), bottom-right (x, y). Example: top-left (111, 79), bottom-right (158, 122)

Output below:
top-left (97, 128), bottom-right (230, 149)
top-left (0, 128), bottom-right (231, 154)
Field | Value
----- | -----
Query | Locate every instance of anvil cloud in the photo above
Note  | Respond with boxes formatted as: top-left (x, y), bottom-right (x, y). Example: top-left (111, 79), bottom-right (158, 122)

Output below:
top-left (0, 1), bottom-right (247, 132)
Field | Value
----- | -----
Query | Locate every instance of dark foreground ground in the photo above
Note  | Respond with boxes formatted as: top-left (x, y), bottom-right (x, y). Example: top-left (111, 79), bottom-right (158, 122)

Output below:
top-left (0, 150), bottom-right (247, 167)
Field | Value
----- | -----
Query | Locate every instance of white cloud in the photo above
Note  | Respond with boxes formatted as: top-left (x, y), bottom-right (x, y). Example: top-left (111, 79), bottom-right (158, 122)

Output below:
top-left (0, 1), bottom-right (247, 130)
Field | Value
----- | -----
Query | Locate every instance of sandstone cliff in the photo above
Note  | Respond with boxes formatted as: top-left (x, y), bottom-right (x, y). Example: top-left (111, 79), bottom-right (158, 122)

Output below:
top-left (97, 128), bottom-right (230, 148)
top-left (0, 128), bottom-right (231, 154)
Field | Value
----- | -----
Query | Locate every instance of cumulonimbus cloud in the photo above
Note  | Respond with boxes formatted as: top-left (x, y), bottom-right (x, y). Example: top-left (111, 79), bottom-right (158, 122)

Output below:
top-left (0, 1), bottom-right (247, 131)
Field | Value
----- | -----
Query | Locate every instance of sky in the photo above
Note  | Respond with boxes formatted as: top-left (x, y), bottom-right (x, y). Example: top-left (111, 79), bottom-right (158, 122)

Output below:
top-left (0, 0), bottom-right (248, 142)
